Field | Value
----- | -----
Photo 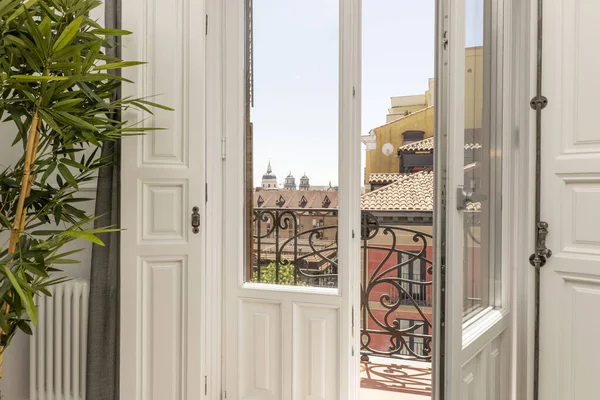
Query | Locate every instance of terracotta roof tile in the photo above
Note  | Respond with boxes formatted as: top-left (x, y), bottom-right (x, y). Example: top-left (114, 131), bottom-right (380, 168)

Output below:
top-left (369, 173), bottom-right (403, 184)
top-left (254, 190), bottom-right (338, 209)
top-left (361, 170), bottom-right (434, 211)
top-left (398, 137), bottom-right (434, 152)
top-left (397, 136), bottom-right (482, 152)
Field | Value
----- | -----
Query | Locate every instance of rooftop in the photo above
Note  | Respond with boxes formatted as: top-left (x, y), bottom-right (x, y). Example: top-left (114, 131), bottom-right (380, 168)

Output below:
top-left (397, 136), bottom-right (483, 153)
top-left (362, 171), bottom-right (434, 211)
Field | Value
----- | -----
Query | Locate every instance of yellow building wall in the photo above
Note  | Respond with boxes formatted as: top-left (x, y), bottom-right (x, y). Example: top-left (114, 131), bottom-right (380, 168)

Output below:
top-left (464, 46), bottom-right (484, 130)
top-left (365, 106), bottom-right (435, 181)
top-left (387, 104), bottom-right (427, 120)
top-left (364, 47), bottom-right (482, 184)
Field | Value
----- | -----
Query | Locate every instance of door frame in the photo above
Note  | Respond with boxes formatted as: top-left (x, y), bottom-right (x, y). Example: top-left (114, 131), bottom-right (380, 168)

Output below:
top-left (205, 0), bottom-right (362, 398)
top-left (511, 0), bottom-right (538, 398)
top-left (433, 0), bottom-right (540, 398)
top-left (202, 0), bottom-right (540, 399)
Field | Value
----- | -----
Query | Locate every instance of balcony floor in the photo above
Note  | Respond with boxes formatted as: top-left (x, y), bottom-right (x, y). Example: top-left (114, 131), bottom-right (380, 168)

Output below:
top-left (360, 357), bottom-right (432, 400)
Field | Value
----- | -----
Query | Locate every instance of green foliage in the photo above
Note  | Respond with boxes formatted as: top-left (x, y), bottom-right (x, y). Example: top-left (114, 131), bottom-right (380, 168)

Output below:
top-left (0, 0), bottom-right (170, 350)
top-left (252, 262), bottom-right (306, 286)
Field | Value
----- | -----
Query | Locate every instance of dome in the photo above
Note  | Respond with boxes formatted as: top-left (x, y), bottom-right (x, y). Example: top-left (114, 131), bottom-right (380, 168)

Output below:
top-left (262, 161), bottom-right (277, 180)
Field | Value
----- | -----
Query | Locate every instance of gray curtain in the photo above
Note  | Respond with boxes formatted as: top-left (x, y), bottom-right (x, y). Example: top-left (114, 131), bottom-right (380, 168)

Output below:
top-left (86, 0), bottom-right (121, 399)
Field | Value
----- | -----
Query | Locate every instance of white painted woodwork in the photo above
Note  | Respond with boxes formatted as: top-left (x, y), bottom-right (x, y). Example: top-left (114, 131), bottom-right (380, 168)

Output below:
top-left (240, 300), bottom-right (282, 400)
top-left (120, 0), bottom-right (206, 398)
top-left (218, 0), bottom-right (360, 399)
top-left (440, 0), bottom-right (513, 398)
top-left (538, 0), bottom-right (600, 398)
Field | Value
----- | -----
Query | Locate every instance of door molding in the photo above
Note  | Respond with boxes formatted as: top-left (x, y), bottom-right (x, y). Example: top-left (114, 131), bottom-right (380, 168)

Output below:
top-left (205, 0), bottom-right (225, 398)
top-left (511, 0), bottom-right (538, 399)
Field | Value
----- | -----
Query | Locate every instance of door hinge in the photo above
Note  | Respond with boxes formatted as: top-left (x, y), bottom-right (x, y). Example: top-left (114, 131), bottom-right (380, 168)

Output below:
top-left (529, 221), bottom-right (552, 267)
top-left (530, 95), bottom-right (548, 110)
top-left (205, 14), bottom-right (209, 35)
top-left (443, 30), bottom-right (449, 50)
top-left (204, 376), bottom-right (207, 396)
top-left (222, 390), bottom-right (227, 399)
top-left (351, 305), bottom-right (354, 331)
top-left (205, 182), bottom-right (208, 203)
top-left (221, 137), bottom-right (226, 160)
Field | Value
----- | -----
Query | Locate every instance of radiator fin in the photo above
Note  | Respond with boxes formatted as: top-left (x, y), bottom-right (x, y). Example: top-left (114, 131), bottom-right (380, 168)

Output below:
top-left (31, 279), bottom-right (90, 400)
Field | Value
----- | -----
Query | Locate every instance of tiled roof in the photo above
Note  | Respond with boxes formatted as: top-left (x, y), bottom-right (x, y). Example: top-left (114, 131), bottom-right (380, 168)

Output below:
top-left (254, 190), bottom-right (338, 209)
top-left (369, 173), bottom-right (402, 184)
top-left (397, 136), bottom-right (482, 152)
top-left (361, 170), bottom-right (434, 211)
top-left (464, 142), bottom-right (482, 150)
top-left (398, 137), bottom-right (434, 152)
top-left (466, 201), bottom-right (481, 211)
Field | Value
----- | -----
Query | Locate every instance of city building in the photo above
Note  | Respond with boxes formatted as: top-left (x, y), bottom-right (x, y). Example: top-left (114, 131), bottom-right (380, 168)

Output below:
top-left (261, 161), bottom-right (278, 189)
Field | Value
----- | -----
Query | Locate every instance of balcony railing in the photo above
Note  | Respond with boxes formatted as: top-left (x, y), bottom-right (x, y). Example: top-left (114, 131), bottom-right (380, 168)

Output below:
top-left (252, 208), bottom-right (433, 362)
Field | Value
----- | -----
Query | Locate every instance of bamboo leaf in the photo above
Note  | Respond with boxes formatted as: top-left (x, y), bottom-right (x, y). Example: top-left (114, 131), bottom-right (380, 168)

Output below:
top-left (0, 213), bottom-right (10, 228)
top-left (93, 61), bottom-right (146, 71)
top-left (62, 230), bottom-right (104, 246)
top-left (60, 158), bottom-right (88, 171)
top-left (5, 0), bottom-right (39, 23)
top-left (90, 28), bottom-right (133, 36)
top-left (17, 320), bottom-right (32, 335)
top-left (39, 109), bottom-right (64, 135)
top-left (39, 162), bottom-right (56, 186)
top-left (0, 0), bottom-right (21, 20)
top-left (9, 75), bottom-right (68, 82)
top-left (51, 98), bottom-right (84, 110)
top-left (1, 266), bottom-right (37, 326)
top-left (0, 312), bottom-right (9, 334)
top-left (52, 15), bottom-right (84, 52)
top-left (57, 164), bottom-right (78, 189)
top-left (133, 99), bottom-right (175, 112)
top-left (56, 111), bottom-right (98, 132)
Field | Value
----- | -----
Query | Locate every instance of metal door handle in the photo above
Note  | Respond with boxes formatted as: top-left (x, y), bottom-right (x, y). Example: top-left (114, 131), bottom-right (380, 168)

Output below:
top-left (191, 206), bottom-right (200, 234)
top-left (456, 186), bottom-right (487, 210)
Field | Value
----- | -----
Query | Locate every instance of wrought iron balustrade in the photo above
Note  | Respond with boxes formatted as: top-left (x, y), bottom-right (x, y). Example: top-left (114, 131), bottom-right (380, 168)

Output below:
top-left (252, 208), bottom-right (433, 362)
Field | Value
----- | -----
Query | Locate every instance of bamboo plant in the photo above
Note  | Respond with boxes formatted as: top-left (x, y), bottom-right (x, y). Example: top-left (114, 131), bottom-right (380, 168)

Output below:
top-left (0, 0), bottom-right (169, 376)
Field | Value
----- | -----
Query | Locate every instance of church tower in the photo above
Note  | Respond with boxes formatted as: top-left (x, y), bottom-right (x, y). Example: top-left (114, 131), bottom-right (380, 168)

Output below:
top-left (299, 173), bottom-right (310, 190)
top-left (284, 172), bottom-right (296, 190)
top-left (261, 162), bottom-right (277, 189)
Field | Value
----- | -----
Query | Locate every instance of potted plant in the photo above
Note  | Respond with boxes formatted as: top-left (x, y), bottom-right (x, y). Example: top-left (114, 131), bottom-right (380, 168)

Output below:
top-left (0, 0), bottom-right (169, 376)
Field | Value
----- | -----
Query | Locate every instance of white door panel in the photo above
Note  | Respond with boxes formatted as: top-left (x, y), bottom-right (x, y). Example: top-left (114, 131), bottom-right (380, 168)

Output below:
top-left (120, 0), bottom-right (206, 398)
top-left (440, 0), bottom-right (512, 397)
top-left (539, 0), bottom-right (600, 398)
top-left (219, 0), bottom-right (360, 399)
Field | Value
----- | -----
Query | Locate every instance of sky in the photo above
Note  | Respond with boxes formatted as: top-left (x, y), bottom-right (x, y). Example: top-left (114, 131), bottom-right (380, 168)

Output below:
top-left (251, 0), bottom-right (436, 187)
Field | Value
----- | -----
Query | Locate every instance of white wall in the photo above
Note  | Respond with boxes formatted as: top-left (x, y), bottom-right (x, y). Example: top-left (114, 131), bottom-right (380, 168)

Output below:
top-left (0, 101), bottom-right (96, 400)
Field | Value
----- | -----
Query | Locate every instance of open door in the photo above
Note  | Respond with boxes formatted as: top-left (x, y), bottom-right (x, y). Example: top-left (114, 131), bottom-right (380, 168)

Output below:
top-left (221, 0), bottom-right (361, 399)
top-left (437, 0), bottom-right (512, 398)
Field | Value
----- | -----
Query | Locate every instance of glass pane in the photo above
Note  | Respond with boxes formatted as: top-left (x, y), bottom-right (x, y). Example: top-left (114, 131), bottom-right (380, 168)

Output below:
top-left (463, 0), bottom-right (502, 317)
top-left (245, 0), bottom-right (340, 288)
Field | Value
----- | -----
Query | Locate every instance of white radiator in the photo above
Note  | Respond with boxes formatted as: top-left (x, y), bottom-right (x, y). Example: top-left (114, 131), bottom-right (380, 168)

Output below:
top-left (30, 279), bottom-right (89, 400)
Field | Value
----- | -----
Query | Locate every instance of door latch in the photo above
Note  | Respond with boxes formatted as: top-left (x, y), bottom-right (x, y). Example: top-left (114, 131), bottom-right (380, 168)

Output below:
top-left (191, 206), bottom-right (200, 234)
top-left (456, 185), bottom-right (487, 210)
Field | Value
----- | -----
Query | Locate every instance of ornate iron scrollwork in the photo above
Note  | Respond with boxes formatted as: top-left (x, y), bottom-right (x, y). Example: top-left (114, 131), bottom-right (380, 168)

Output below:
top-left (253, 209), bottom-right (433, 361)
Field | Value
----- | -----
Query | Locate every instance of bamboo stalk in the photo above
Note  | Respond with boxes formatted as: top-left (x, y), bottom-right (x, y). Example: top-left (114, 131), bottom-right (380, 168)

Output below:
top-left (0, 110), bottom-right (41, 379)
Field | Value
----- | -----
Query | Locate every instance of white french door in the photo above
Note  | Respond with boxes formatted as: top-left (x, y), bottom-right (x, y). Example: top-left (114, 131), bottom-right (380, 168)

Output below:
top-left (220, 0), bottom-right (360, 399)
top-left (437, 0), bottom-right (513, 398)
top-left (120, 0), bottom-right (206, 398)
top-left (538, 0), bottom-right (600, 398)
